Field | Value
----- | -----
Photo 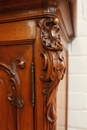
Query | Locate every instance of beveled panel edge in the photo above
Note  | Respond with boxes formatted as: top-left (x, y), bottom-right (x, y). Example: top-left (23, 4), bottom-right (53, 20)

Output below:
top-left (0, 39), bottom-right (35, 46)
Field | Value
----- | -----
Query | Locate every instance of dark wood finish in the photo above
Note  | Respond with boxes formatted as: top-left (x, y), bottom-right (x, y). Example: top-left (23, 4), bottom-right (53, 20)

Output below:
top-left (0, 0), bottom-right (42, 12)
top-left (0, 0), bottom-right (74, 130)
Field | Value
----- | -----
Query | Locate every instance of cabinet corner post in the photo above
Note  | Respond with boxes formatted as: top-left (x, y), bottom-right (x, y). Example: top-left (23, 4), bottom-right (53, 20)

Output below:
top-left (37, 16), bottom-right (66, 130)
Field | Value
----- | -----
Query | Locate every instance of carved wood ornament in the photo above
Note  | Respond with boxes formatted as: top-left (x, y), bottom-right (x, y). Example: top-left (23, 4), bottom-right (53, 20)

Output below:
top-left (0, 59), bottom-right (26, 108)
top-left (38, 17), bottom-right (66, 129)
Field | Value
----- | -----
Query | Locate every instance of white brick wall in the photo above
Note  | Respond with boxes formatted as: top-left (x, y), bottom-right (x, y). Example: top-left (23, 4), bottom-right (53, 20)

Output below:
top-left (68, 0), bottom-right (87, 130)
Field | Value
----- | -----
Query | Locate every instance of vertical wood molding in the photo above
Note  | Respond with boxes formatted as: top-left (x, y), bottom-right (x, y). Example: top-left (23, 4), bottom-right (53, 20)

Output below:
top-left (38, 17), bottom-right (66, 129)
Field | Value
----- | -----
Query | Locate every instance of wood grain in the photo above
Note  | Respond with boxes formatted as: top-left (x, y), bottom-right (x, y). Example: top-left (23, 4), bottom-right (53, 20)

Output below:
top-left (0, 44), bottom-right (34, 130)
top-left (0, 1), bottom-right (74, 129)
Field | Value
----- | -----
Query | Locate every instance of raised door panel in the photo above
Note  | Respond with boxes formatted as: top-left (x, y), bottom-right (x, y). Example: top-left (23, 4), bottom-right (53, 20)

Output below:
top-left (0, 43), bottom-right (34, 130)
top-left (0, 69), bottom-right (16, 130)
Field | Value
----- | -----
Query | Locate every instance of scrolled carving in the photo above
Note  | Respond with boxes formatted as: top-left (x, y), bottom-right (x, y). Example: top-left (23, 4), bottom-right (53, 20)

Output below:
top-left (8, 94), bottom-right (24, 109)
top-left (38, 17), bottom-right (63, 51)
top-left (41, 51), bottom-right (66, 123)
top-left (0, 59), bottom-right (26, 108)
top-left (38, 17), bottom-right (66, 130)
top-left (15, 58), bottom-right (26, 69)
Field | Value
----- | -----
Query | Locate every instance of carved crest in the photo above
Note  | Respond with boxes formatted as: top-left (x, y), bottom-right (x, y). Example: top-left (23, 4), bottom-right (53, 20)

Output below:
top-left (38, 17), bottom-right (63, 51)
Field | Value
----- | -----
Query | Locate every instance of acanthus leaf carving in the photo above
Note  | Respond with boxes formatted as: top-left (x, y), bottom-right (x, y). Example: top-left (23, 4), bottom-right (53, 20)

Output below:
top-left (0, 58), bottom-right (26, 108)
top-left (41, 51), bottom-right (66, 123)
top-left (38, 17), bottom-right (66, 130)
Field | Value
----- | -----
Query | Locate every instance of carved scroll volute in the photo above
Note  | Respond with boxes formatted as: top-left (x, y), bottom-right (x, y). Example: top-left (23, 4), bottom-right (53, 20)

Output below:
top-left (0, 59), bottom-right (26, 108)
top-left (38, 17), bottom-right (63, 51)
top-left (38, 17), bottom-right (66, 129)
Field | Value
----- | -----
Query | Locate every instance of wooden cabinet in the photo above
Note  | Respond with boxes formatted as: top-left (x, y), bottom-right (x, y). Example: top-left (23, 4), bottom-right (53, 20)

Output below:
top-left (0, 0), bottom-right (73, 130)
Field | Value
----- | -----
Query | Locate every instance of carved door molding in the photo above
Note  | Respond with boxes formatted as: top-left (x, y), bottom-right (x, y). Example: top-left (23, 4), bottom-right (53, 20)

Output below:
top-left (0, 59), bottom-right (25, 108)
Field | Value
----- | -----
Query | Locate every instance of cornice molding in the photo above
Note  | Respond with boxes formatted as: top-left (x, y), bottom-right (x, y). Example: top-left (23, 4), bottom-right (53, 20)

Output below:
top-left (0, 0), bottom-right (74, 43)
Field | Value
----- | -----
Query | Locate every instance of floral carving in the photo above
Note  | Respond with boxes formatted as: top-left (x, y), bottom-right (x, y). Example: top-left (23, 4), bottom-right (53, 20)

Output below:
top-left (38, 17), bottom-right (66, 130)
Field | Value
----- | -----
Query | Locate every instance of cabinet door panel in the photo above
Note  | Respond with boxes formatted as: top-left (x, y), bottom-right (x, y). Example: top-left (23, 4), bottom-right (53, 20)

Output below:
top-left (0, 44), bottom-right (34, 130)
top-left (0, 71), bottom-right (16, 130)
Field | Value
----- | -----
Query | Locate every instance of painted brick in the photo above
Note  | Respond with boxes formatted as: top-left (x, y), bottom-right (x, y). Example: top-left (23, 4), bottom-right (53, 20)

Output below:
top-left (68, 0), bottom-right (87, 130)
top-left (77, 19), bottom-right (87, 36)
top-left (69, 75), bottom-right (87, 93)
top-left (68, 93), bottom-right (87, 110)
top-left (76, 0), bottom-right (87, 36)
top-left (71, 37), bottom-right (87, 55)
top-left (68, 111), bottom-right (87, 129)
top-left (69, 57), bottom-right (87, 74)
top-left (68, 127), bottom-right (86, 130)
top-left (77, 0), bottom-right (83, 19)
top-left (82, 0), bottom-right (87, 19)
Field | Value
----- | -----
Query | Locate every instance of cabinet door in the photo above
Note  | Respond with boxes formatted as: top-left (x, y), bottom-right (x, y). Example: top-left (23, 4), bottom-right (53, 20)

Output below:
top-left (0, 44), bottom-right (34, 130)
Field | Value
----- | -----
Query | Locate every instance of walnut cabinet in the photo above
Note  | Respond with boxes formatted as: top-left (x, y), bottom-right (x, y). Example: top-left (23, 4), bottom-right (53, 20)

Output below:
top-left (0, 0), bottom-right (74, 130)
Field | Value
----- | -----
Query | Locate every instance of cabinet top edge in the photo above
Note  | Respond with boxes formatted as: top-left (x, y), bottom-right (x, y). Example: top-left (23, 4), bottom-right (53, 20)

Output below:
top-left (0, 0), bottom-right (74, 42)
